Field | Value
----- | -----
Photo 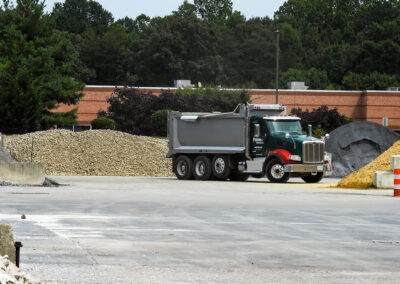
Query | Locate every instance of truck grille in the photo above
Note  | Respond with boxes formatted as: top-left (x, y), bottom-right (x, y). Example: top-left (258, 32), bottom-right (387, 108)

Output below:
top-left (302, 141), bottom-right (324, 163)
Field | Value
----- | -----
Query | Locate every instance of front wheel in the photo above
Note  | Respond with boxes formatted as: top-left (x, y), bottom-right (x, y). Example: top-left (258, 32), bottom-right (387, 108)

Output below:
top-left (266, 159), bottom-right (290, 183)
top-left (301, 172), bottom-right (324, 183)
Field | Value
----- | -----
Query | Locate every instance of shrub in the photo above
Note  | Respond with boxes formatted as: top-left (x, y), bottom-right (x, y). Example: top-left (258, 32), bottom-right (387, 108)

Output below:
top-left (91, 117), bottom-right (116, 130)
top-left (151, 109), bottom-right (171, 136)
top-left (290, 106), bottom-right (352, 133)
top-left (312, 128), bottom-right (326, 139)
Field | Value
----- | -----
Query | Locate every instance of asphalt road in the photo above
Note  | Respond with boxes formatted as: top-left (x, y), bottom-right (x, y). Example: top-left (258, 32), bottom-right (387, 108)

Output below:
top-left (0, 176), bottom-right (399, 283)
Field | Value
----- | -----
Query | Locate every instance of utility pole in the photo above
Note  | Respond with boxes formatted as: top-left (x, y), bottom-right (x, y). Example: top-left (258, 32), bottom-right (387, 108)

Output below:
top-left (275, 29), bottom-right (280, 104)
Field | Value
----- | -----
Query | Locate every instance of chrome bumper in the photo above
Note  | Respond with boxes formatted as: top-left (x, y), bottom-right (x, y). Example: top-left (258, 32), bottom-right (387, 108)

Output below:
top-left (284, 163), bottom-right (327, 173)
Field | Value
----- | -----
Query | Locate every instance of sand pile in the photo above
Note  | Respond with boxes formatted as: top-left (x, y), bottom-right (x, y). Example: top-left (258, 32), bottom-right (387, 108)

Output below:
top-left (5, 130), bottom-right (172, 177)
top-left (337, 140), bottom-right (400, 189)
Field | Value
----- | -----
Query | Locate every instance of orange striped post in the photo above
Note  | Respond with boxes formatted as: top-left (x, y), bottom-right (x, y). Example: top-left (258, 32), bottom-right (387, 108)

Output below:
top-left (395, 169), bottom-right (400, 197)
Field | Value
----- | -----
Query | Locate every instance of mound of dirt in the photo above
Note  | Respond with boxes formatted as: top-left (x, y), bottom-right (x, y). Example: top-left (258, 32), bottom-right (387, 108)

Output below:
top-left (5, 130), bottom-right (172, 177)
top-left (326, 121), bottom-right (400, 177)
top-left (337, 140), bottom-right (400, 189)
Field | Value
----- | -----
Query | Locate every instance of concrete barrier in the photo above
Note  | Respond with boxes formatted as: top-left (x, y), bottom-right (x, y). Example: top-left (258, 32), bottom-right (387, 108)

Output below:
top-left (373, 171), bottom-right (394, 189)
top-left (0, 163), bottom-right (45, 186)
top-left (0, 224), bottom-right (15, 263)
top-left (391, 155), bottom-right (400, 172)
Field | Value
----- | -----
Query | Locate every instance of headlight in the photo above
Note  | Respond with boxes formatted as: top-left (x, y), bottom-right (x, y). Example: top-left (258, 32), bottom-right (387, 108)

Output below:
top-left (289, 155), bottom-right (301, 162)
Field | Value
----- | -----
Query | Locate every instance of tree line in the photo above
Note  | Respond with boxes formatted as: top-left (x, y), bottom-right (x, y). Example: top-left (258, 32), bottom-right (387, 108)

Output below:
top-left (0, 0), bottom-right (399, 133)
top-left (50, 0), bottom-right (400, 90)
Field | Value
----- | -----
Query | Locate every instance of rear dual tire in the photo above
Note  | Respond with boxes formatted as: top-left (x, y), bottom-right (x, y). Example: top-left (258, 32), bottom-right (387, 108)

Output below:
top-left (193, 156), bottom-right (213, 180)
top-left (173, 155), bottom-right (193, 180)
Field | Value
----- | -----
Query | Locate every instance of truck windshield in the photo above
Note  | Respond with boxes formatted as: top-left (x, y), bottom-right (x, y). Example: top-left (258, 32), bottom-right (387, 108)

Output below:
top-left (266, 120), bottom-right (302, 135)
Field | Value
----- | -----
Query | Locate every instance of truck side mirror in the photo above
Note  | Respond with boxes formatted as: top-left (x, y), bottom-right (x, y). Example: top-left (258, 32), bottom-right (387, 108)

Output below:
top-left (254, 124), bottom-right (260, 138)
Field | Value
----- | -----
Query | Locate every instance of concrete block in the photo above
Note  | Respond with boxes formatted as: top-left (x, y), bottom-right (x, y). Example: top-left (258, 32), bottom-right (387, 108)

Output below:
top-left (0, 163), bottom-right (45, 186)
top-left (391, 155), bottom-right (400, 172)
top-left (0, 224), bottom-right (15, 263)
top-left (373, 171), bottom-right (394, 189)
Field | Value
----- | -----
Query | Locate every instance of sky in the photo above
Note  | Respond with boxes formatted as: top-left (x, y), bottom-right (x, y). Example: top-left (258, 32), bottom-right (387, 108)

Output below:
top-left (43, 0), bottom-right (287, 20)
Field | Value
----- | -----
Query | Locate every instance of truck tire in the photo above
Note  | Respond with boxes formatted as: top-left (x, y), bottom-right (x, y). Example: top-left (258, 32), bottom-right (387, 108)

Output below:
top-left (212, 155), bottom-right (231, 179)
top-left (301, 172), bottom-right (324, 183)
top-left (193, 156), bottom-right (213, 180)
top-left (266, 159), bottom-right (290, 183)
top-left (229, 171), bottom-right (249, 181)
top-left (173, 155), bottom-right (193, 180)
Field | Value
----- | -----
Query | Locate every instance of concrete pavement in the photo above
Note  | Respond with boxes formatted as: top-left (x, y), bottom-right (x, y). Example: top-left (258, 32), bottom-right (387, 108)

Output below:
top-left (0, 177), bottom-right (399, 283)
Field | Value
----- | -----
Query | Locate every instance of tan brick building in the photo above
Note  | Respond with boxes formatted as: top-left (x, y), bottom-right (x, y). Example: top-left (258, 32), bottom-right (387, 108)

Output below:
top-left (55, 86), bottom-right (400, 130)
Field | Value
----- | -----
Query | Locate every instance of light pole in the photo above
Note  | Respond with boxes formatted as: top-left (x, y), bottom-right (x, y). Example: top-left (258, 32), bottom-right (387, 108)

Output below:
top-left (275, 29), bottom-right (280, 104)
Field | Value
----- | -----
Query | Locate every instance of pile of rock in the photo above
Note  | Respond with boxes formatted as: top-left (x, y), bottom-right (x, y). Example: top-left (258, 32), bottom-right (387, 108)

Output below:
top-left (0, 255), bottom-right (39, 284)
top-left (326, 121), bottom-right (400, 177)
top-left (5, 130), bottom-right (173, 177)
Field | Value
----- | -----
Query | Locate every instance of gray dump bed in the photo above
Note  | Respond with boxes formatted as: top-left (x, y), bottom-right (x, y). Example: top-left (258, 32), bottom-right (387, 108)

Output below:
top-left (167, 104), bottom-right (286, 158)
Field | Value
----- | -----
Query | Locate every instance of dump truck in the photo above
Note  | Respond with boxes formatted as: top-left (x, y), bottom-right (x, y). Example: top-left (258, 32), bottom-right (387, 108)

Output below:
top-left (167, 104), bottom-right (332, 183)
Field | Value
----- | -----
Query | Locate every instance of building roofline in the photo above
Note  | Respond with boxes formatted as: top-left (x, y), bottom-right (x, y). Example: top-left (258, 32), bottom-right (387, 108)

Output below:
top-left (84, 85), bottom-right (400, 93)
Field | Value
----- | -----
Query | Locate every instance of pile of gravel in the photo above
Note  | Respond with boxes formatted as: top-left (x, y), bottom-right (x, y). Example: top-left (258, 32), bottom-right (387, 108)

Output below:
top-left (326, 121), bottom-right (400, 177)
top-left (5, 130), bottom-right (172, 177)
top-left (0, 255), bottom-right (39, 284)
top-left (337, 140), bottom-right (400, 189)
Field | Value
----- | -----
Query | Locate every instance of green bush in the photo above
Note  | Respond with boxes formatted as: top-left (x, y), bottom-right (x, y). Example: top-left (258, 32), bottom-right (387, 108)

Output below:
top-left (312, 128), bottom-right (326, 139)
top-left (152, 109), bottom-right (171, 136)
top-left (291, 106), bottom-right (352, 133)
top-left (91, 117), bottom-right (116, 130)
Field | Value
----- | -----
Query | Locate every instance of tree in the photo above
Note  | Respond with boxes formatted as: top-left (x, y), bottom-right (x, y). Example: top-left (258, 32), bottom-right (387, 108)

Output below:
top-left (0, 0), bottom-right (84, 133)
top-left (52, 0), bottom-right (113, 35)
top-left (280, 68), bottom-right (329, 89)
top-left (342, 72), bottom-right (399, 90)
top-left (79, 24), bottom-right (136, 85)
top-left (290, 106), bottom-right (352, 133)
top-left (102, 87), bottom-right (250, 135)
top-left (194, 0), bottom-right (233, 25)
top-left (132, 14), bottom-right (223, 86)
top-left (219, 17), bottom-right (277, 88)
top-left (275, 0), bottom-right (400, 89)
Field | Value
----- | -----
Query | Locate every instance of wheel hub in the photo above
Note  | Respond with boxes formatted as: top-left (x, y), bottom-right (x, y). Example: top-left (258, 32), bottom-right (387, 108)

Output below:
top-left (177, 160), bottom-right (187, 176)
top-left (196, 161), bottom-right (205, 176)
top-left (214, 158), bottom-right (225, 174)
top-left (271, 164), bottom-right (284, 179)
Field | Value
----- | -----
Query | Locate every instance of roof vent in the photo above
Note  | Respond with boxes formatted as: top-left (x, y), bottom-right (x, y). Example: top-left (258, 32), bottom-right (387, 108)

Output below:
top-left (287, 81), bottom-right (309, 90)
top-left (174, 80), bottom-right (193, 88)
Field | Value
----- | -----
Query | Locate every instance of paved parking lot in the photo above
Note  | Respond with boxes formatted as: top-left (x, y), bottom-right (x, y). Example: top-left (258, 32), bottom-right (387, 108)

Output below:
top-left (0, 176), bottom-right (399, 283)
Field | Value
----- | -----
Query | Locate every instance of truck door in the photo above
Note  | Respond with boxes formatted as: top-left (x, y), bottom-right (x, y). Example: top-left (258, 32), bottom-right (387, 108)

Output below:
top-left (250, 119), bottom-right (267, 157)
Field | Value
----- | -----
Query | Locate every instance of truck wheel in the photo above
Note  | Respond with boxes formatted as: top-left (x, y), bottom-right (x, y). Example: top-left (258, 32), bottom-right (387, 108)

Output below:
top-left (212, 155), bottom-right (231, 179)
top-left (229, 171), bottom-right (249, 181)
top-left (266, 159), bottom-right (290, 183)
top-left (302, 172), bottom-right (324, 183)
top-left (173, 155), bottom-right (193, 180)
top-left (193, 156), bottom-right (213, 180)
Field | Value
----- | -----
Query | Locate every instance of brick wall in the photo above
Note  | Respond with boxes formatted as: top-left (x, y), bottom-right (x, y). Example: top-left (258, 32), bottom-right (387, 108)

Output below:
top-left (54, 86), bottom-right (400, 129)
